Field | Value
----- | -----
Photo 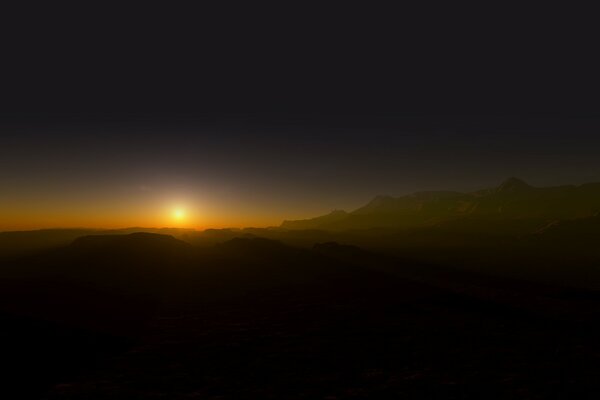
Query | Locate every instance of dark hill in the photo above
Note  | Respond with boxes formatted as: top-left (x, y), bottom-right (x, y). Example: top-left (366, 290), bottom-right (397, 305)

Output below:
top-left (0, 233), bottom-right (192, 337)
top-left (216, 237), bottom-right (288, 255)
top-left (0, 228), bottom-right (196, 259)
top-left (0, 232), bottom-right (194, 398)
top-left (0, 229), bottom-right (99, 258)
top-left (69, 232), bottom-right (191, 259)
top-left (201, 237), bottom-right (378, 291)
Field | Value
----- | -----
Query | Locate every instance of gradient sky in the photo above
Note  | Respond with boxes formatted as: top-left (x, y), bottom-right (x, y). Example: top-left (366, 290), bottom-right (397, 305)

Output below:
top-left (2, 114), bottom-right (600, 231)
top-left (2, 4), bottom-right (599, 230)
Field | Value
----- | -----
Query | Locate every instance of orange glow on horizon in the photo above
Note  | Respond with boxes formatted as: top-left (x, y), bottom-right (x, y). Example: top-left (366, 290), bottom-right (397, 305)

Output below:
top-left (0, 207), bottom-right (284, 232)
top-left (0, 196), bottom-right (324, 232)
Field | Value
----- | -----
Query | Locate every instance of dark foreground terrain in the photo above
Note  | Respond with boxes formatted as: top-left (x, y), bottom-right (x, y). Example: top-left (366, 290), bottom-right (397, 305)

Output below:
top-left (1, 233), bottom-right (600, 399)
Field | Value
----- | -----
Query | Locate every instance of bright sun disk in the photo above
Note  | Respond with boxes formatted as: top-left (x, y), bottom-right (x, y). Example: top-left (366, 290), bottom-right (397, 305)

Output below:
top-left (172, 208), bottom-right (186, 220)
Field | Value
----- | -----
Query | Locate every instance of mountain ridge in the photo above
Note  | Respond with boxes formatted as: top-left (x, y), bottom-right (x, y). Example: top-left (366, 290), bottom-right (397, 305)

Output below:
top-left (280, 178), bottom-right (600, 231)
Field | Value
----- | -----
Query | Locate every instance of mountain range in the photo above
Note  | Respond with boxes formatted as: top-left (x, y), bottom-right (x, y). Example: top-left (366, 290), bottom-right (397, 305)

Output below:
top-left (281, 177), bottom-right (600, 231)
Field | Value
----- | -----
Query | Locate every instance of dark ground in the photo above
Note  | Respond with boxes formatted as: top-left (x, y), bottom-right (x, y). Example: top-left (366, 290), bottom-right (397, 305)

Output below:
top-left (1, 235), bottom-right (600, 399)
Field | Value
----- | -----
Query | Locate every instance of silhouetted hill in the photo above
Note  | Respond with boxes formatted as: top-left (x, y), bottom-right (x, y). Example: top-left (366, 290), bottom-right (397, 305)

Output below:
top-left (70, 232), bottom-right (191, 257)
top-left (0, 227), bottom-right (196, 259)
top-left (216, 237), bottom-right (289, 256)
top-left (0, 232), bottom-right (194, 398)
top-left (280, 178), bottom-right (600, 230)
top-left (0, 229), bottom-right (99, 258)
top-left (281, 209), bottom-right (348, 230)
top-left (0, 233), bottom-right (192, 335)
top-left (313, 241), bottom-right (367, 259)
top-left (198, 237), bottom-right (381, 293)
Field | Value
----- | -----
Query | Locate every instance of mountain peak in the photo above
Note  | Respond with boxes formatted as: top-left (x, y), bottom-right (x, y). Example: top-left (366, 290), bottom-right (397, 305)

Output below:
top-left (497, 177), bottom-right (532, 193)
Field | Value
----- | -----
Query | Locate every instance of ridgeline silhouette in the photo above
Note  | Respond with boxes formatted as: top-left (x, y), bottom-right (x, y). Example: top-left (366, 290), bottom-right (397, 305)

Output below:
top-left (281, 177), bottom-right (600, 230)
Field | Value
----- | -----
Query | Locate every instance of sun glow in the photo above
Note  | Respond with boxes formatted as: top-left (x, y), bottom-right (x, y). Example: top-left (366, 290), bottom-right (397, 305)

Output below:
top-left (172, 208), bottom-right (186, 221)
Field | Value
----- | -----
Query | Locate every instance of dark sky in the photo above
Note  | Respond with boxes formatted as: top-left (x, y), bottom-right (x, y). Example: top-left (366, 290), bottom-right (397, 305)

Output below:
top-left (2, 4), bottom-right (600, 229)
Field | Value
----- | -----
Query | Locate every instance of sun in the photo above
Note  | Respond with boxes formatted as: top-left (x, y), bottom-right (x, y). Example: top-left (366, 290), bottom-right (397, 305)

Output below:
top-left (172, 208), bottom-right (186, 221)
